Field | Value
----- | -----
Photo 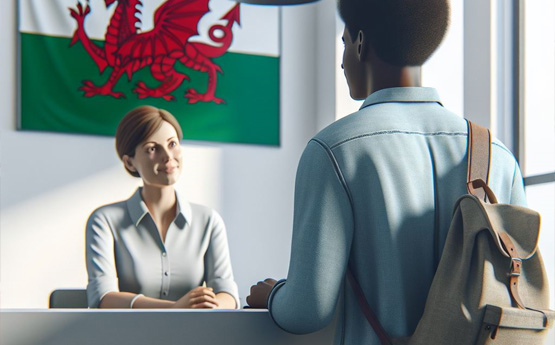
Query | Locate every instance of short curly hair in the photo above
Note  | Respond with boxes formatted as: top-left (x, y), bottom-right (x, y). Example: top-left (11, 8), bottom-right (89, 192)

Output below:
top-left (115, 105), bottom-right (183, 177)
top-left (338, 0), bottom-right (450, 66)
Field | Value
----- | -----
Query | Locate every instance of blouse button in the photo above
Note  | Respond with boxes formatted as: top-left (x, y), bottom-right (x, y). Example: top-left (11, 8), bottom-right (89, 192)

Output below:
top-left (164, 271), bottom-right (169, 276)
top-left (162, 252), bottom-right (167, 257)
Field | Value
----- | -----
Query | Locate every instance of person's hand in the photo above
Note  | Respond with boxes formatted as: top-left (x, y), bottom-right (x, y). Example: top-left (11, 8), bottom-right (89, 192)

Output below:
top-left (246, 278), bottom-right (277, 308)
top-left (173, 287), bottom-right (219, 309)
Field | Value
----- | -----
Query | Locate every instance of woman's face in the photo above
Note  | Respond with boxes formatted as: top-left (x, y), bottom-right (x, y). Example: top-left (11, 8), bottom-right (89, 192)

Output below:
top-left (124, 120), bottom-right (182, 188)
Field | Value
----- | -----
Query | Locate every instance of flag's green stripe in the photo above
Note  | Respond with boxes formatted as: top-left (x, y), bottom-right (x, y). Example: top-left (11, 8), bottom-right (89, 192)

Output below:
top-left (20, 33), bottom-right (280, 146)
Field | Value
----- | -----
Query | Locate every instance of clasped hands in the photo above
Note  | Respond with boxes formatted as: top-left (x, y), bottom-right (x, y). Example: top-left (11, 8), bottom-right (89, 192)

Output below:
top-left (172, 286), bottom-right (220, 309)
top-left (246, 278), bottom-right (277, 308)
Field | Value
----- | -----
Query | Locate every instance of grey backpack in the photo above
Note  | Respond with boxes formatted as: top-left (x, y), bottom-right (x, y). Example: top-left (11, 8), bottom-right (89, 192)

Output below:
top-left (348, 121), bottom-right (555, 344)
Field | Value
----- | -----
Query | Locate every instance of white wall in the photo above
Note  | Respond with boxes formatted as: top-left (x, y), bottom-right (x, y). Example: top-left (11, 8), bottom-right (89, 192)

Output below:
top-left (0, 0), bottom-right (335, 308)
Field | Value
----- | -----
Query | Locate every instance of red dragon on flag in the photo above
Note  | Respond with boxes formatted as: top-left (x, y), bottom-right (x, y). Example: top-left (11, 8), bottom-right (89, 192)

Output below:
top-left (69, 0), bottom-right (240, 103)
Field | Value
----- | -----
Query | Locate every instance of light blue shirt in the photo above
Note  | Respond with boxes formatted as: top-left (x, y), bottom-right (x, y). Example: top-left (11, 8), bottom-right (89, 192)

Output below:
top-left (267, 87), bottom-right (526, 344)
top-left (86, 188), bottom-right (239, 308)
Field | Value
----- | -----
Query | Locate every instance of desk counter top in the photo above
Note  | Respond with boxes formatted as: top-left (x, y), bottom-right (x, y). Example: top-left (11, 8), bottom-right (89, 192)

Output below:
top-left (0, 309), bottom-right (335, 345)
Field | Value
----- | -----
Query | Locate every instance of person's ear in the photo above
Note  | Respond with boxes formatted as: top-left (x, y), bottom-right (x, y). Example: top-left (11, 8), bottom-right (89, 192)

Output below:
top-left (357, 30), bottom-right (368, 61)
top-left (123, 155), bottom-right (137, 173)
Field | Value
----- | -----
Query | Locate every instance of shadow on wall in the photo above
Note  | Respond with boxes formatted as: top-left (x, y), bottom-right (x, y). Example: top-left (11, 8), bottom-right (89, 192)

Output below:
top-left (220, 144), bottom-right (298, 305)
top-left (1, 129), bottom-right (122, 209)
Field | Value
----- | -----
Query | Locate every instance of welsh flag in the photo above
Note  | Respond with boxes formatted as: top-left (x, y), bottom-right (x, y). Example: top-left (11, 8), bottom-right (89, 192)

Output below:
top-left (18, 0), bottom-right (280, 145)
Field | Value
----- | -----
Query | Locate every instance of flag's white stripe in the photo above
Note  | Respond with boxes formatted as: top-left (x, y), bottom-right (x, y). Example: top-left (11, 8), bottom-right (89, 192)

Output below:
top-left (196, 0), bottom-right (279, 56)
top-left (19, 0), bottom-right (279, 56)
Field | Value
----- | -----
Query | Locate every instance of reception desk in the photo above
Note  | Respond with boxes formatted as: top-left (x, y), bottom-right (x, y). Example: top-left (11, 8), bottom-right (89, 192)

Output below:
top-left (0, 309), bottom-right (335, 345)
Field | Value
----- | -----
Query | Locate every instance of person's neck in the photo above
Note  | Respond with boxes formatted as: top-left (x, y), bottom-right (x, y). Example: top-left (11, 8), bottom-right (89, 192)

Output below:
top-left (141, 184), bottom-right (177, 218)
top-left (369, 65), bottom-right (422, 95)
top-left (358, 48), bottom-right (422, 96)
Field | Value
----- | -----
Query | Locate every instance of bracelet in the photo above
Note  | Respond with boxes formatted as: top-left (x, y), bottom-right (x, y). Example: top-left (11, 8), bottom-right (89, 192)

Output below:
top-left (130, 294), bottom-right (144, 309)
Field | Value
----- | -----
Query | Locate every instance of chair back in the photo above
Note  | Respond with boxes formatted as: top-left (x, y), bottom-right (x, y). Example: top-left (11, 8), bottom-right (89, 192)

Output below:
top-left (49, 289), bottom-right (88, 308)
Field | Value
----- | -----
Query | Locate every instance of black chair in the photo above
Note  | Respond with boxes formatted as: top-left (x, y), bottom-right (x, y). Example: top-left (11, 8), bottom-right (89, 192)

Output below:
top-left (49, 289), bottom-right (88, 308)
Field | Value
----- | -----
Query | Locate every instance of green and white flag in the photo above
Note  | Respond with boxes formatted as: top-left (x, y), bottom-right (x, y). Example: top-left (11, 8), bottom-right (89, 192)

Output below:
top-left (18, 0), bottom-right (280, 145)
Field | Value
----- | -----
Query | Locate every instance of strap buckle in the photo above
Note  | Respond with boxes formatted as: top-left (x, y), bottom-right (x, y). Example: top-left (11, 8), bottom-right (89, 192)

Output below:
top-left (510, 258), bottom-right (522, 277)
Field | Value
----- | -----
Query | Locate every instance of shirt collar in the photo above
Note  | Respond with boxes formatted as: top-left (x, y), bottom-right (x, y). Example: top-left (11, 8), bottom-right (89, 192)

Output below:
top-left (360, 87), bottom-right (443, 110)
top-left (126, 188), bottom-right (191, 228)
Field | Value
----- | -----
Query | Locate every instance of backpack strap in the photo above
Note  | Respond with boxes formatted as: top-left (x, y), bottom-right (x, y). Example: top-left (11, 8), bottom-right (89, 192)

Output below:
top-left (466, 122), bottom-right (531, 311)
top-left (466, 121), bottom-right (492, 201)
top-left (498, 232), bottom-right (526, 310)
top-left (347, 267), bottom-right (393, 345)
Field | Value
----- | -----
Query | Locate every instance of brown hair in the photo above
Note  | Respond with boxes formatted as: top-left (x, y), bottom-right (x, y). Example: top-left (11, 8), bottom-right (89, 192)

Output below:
top-left (115, 105), bottom-right (183, 177)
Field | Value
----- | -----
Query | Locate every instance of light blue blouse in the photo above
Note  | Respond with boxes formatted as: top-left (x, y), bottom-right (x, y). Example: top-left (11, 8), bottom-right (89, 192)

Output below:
top-left (267, 87), bottom-right (526, 344)
top-left (86, 188), bottom-right (239, 308)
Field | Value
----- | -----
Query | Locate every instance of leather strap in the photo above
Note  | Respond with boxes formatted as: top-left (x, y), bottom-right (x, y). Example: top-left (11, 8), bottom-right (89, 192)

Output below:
top-left (467, 179), bottom-right (498, 204)
top-left (463, 122), bottom-right (538, 324)
top-left (468, 123), bottom-right (530, 311)
top-left (498, 232), bottom-right (526, 309)
top-left (466, 121), bottom-right (491, 201)
top-left (347, 268), bottom-right (393, 345)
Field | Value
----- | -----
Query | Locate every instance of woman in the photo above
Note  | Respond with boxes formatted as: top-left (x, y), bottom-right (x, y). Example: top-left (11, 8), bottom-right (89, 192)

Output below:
top-left (86, 105), bottom-right (239, 309)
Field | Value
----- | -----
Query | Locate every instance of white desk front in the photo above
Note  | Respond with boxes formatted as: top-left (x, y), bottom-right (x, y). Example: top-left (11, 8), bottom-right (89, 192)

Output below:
top-left (0, 309), bottom-right (335, 345)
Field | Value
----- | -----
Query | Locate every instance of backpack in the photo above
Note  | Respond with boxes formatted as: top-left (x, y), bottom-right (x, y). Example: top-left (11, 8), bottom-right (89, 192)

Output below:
top-left (348, 121), bottom-right (555, 344)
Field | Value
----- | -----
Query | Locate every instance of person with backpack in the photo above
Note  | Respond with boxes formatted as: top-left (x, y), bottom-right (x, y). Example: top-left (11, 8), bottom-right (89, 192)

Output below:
top-left (246, 0), bottom-right (529, 343)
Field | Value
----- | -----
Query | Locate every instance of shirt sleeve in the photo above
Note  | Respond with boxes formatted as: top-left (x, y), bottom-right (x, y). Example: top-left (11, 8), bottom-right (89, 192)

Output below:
top-left (85, 209), bottom-right (120, 308)
top-left (509, 160), bottom-right (528, 207)
top-left (203, 209), bottom-right (240, 308)
top-left (268, 139), bottom-right (354, 334)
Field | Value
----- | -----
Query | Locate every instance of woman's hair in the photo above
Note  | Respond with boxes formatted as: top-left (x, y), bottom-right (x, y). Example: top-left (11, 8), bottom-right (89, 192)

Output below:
top-left (338, 0), bottom-right (450, 67)
top-left (115, 105), bottom-right (184, 177)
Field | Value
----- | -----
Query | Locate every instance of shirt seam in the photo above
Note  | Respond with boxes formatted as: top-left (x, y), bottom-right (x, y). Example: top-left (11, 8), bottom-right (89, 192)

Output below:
top-left (311, 138), bottom-right (358, 280)
top-left (491, 141), bottom-right (513, 156)
top-left (510, 159), bottom-right (518, 204)
top-left (361, 100), bottom-right (443, 110)
top-left (330, 131), bottom-right (467, 150)
top-left (311, 138), bottom-right (355, 211)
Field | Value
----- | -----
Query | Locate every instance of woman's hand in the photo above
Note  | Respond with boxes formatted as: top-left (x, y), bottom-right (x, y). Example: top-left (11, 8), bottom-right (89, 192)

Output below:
top-left (173, 287), bottom-right (219, 309)
top-left (246, 278), bottom-right (277, 308)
